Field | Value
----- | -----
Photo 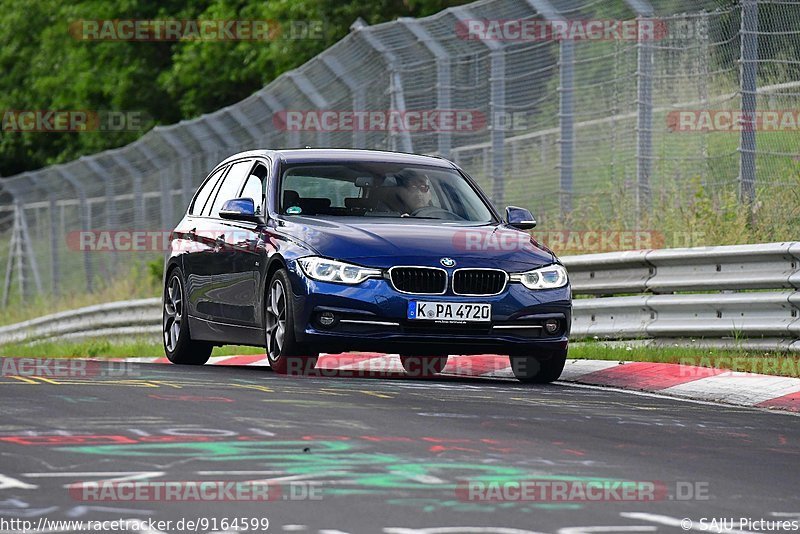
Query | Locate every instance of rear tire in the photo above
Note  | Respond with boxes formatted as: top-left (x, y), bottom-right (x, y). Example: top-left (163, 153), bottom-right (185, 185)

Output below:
top-left (400, 354), bottom-right (448, 377)
top-left (265, 269), bottom-right (318, 375)
top-left (163, 268), bottom-right (213, 365)
top-left (510, 351), bottom-right (567, 384)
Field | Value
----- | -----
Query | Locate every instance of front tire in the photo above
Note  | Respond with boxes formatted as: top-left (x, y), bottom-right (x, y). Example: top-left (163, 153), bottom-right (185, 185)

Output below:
top-left (265, 269), bottom-right (318, 374)
top-left (510, 351), bottom-right (567, 384)
top-left (400, 354), bottom-right (448, 377)
top-left (163, 268), bottom-right (212, 365)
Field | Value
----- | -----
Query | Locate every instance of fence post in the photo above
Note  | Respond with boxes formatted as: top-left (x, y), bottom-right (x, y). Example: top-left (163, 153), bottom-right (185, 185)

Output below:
top-left (624, 0), bottom-right (656, 217)
top-left (55, 168), bottom-right (94, 292)
top-left (159, 128), bottom-right (195, 208)
top-left (286, 71), bottom-right (331, 148)
top-left (110, 153), bottom-right (145, 230)
top-left (260, 92), bottom-right (298, 149)
top-left (739, 0), bottom-right (758, 204)
top-left (451, 6), bottom-right (506, 206)
top-left (399, 18), bottom-right (452, 159)
top-left (525, 0), bottom-right (574, 218)
top-left (558, 40), bottom-right (575, 218)
top-left (226, 106), bottom-right (265, 147)
top-left (322, 55), bottom-right (367, 149)
top-left (350, 18), bottom-right (413, 153)
top-left (636, 19), bottom-right (653, 215)
top-left (27, 174), bottom-right (61, 296)
top-left (490, 50), bottom-right (506, 206)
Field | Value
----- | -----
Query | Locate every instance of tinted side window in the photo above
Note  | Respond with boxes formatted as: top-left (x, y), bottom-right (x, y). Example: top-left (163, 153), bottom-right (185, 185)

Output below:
top-left (189, 166), bottom-right (226, 216)
top-left (209, 160), bottom-right (252, 217)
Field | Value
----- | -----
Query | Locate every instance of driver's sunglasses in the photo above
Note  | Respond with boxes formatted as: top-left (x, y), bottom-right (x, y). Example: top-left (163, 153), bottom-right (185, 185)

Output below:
top-left (409, 181), bottom-right (430, 192)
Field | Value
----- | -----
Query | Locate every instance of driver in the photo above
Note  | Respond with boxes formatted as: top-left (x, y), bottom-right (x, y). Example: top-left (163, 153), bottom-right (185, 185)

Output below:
top-left (395, 170), bottom-right (433, 216)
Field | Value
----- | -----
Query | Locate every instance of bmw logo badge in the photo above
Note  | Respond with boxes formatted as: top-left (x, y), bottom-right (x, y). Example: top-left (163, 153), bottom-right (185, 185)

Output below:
top-left (440, 257), bottom-right (456, 268)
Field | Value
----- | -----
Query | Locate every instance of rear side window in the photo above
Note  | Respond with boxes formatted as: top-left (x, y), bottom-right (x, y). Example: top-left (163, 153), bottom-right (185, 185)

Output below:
top-left (189, 166), bottom-right (226, 216)
top-left (209, 160), bottom-right (253, 217)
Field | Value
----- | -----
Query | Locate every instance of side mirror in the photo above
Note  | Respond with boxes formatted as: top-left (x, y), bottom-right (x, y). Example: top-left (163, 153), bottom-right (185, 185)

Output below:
top-left (219, 198), bottom-right (261, 222)
top-left (506, 206), bottom-right (537, 230)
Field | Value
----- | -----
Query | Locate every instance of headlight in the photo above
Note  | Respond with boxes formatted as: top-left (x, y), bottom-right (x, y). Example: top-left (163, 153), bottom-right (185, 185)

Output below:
top-left (298, 256), bottom-right (382, 285)
top-left (510, 264), bottom-right (568, 290)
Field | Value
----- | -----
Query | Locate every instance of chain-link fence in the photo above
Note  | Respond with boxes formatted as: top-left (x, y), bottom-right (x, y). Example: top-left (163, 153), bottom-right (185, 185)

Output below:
top-left (1, 0), bottom-right (799, 307)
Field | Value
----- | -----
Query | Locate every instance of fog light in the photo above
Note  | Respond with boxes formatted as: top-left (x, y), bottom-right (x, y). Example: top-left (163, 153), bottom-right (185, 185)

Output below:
top-left (544, 319), bottom-right (559, 335)
top-left (319, 312), bottom-right (336, 328)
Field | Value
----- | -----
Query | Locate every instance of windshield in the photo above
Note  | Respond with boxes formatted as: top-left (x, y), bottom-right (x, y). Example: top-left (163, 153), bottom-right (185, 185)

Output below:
top-left (279, 162), bottom-right (495, 222)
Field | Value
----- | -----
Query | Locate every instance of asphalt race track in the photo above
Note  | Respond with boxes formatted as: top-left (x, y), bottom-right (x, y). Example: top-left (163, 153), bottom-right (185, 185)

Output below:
top-left (0, 358), bottom-right (798, 534)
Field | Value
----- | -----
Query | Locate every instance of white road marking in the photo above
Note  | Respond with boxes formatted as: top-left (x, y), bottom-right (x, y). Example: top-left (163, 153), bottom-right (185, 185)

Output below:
top-left (558, 528), bottom-right (656, 534)
top-left (23, 471), bottom-right (165, 488)
top-left (0, 474), bottom-right (37, 490)
top-left (384, 529), bottom-right (548, 534)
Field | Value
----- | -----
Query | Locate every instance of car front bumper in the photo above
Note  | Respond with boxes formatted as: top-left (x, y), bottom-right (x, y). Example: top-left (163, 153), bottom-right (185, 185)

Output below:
top-left (287, 263), bottom-right (571, 357)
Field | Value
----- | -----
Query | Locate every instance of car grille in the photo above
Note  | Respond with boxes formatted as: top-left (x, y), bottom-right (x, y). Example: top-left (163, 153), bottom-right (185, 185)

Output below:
top-left (390, 267), bottom-right (447, 294)
top-left (453, 269), bottom-right (507, 295)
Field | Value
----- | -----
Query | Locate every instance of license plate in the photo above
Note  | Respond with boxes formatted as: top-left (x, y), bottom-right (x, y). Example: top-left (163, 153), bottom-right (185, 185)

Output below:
top-left (407, 301), bottom-right (491, 322)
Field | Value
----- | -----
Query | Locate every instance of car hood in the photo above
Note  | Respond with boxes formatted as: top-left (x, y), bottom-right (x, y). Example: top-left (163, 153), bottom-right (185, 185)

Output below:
top-left (275, 216), bottom-right (555, 270)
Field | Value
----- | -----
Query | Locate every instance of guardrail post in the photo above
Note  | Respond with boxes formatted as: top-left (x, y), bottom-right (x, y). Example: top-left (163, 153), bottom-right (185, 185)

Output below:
top-left (739, 0), bottom-right (758, 204)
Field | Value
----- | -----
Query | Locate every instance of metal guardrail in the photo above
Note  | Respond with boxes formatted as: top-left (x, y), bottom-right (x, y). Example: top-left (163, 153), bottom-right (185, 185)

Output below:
top-left (567, 242), bottom-right (800, 351)
top-left (0, 243), bottom-right (798, 351)
top-left (0, 299), bottom-right (160, 345)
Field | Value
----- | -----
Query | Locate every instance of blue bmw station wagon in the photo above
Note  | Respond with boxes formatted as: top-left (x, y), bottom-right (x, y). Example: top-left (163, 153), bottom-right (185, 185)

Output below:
top-left (163, 149), bottom-right (571, 383)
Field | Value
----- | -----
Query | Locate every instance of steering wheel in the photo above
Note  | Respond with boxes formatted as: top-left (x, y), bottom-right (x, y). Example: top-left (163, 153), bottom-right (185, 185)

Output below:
top-left (409, 205), bottom-right (464, 220)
